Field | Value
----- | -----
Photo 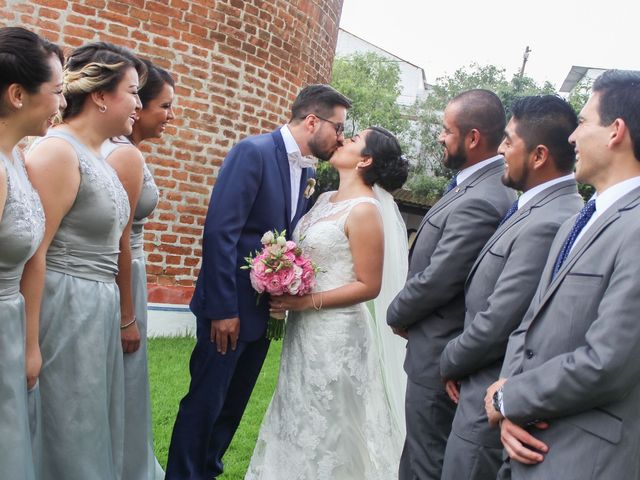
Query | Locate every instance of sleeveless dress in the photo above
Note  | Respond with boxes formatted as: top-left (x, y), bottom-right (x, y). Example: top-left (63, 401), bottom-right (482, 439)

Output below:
top-left (246, 193), bottom-right (403, 480)
top-left (0, 149), bottom-right (44, 480)
top-left (102, 139), bottom-right (164, 480)
top-left (31, 130), bottom-right (130, 480)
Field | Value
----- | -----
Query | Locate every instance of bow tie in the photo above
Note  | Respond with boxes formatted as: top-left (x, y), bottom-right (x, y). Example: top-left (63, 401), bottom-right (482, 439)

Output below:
top-left (288, 151), bottom-right (317, 169)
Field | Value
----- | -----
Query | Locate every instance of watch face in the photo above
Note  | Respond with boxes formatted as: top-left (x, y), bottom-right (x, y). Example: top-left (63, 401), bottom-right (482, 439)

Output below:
top-left (493, 389), bottom-right (501, 413)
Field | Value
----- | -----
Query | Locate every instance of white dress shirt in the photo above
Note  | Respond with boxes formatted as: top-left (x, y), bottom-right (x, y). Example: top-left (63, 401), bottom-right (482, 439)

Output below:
top-left (455, 155), bottom-right (503, 185)
top-left (517, 174), bottom-right (576, 210)
top-left (280, 125), bottom-right (305, 221)
top-left (571, 175), bottom-right (640, 250)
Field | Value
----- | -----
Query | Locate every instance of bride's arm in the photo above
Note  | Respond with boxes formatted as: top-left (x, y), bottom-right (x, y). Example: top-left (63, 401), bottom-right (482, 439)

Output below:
top-left (273, 202), bottom-right (384, 312)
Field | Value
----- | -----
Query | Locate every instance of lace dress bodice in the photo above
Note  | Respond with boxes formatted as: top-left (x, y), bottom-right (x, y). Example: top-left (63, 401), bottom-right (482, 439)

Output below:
top-left (31, 130), bottom-right (130, 282)
top-left (294, 192), bottom-right (379, 292)
top-left (0, 149), bottom-right (45, 299)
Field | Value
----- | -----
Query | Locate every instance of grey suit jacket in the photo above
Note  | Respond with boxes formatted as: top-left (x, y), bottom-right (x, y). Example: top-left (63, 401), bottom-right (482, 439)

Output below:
top-left (387, 159), bottom-right (516, 387)
top-left (440, 179), bottom-right (583, 448)
top-left (500, 186), bottom-right (640, 480)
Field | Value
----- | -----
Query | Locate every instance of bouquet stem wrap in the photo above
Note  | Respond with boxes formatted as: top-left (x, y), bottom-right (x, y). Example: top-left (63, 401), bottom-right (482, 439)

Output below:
top-left (267, 312), bottom-right (286, 340)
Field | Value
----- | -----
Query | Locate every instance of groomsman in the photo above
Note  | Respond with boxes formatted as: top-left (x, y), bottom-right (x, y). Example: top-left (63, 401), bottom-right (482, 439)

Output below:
top-left (485, 70), bottom-right (640, 479)
top-left (387, 89), bottom-right (516, 480)
top-left (439, 95), bottom-right (583, 480)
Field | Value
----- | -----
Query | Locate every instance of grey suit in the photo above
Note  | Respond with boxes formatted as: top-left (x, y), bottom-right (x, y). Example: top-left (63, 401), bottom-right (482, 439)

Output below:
top-left (439, 179), bottom-right (583, 480)
top-left (499, 186), bottom-right (640, 480)
top-left (387, 159), bottom-right (516, 480)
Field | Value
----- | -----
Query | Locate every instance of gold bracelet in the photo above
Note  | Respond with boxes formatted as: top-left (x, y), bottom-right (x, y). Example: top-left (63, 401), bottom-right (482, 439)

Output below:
top-left (311, 292), bottom-right (323, 311)
top-left (120, 317), bottom-right (137, 330)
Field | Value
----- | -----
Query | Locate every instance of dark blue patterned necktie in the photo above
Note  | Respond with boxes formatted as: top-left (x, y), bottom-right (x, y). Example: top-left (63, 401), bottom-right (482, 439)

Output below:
top-left (498, 200), bottom-right (519, 227)
top-left (551, 199), bottom-right (596, 278)
top-left (444, 177), bottom-right (458, 194)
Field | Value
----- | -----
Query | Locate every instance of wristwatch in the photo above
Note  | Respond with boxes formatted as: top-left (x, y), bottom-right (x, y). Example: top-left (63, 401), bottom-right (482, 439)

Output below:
top-left (492, 386), bottom-right (504, 414)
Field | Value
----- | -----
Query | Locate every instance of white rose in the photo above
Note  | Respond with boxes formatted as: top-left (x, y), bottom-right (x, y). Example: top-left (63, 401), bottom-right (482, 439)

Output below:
top-left (261, 231), bottom-right (275, 245)
top-left (276, 236), bottom-right (286, 246)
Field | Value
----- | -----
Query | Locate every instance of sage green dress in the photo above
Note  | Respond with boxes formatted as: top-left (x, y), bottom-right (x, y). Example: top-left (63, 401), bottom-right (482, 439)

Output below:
top-left (0, 149), bottom-right (44, 480)
top-left (102, 138), bottom-right (163, 479)
top-left (32, 130), bottom-right (130, 480)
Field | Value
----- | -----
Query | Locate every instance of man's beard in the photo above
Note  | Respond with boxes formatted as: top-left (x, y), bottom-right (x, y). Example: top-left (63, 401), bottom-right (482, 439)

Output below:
top-left (442, 148), bottom-right (467, 170)
top-left (502, 163), bottom-right (528, 191)
top-left (308, 137), bottom-right (334, 162)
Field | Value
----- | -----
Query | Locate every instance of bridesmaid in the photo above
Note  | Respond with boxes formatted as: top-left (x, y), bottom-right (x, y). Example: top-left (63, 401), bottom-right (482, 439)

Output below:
top-left (22, 42), bottom-right (146, 480)
top-left (102, 59), bottom-right (175, 480)
top-left (0, 26), bottom-right (64, 480)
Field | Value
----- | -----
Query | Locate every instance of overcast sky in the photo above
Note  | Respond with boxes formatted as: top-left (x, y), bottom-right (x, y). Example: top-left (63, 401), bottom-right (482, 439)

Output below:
top-left (339, 0), bottom-right (640, 90)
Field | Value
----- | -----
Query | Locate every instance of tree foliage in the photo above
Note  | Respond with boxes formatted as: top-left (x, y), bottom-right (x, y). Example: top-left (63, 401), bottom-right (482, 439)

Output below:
top-left (331, 51), bottom-right (410, 138)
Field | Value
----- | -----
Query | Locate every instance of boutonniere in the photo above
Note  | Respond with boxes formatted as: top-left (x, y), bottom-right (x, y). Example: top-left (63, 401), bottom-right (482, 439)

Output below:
top-left (303, 178), bottom-right (316, 199)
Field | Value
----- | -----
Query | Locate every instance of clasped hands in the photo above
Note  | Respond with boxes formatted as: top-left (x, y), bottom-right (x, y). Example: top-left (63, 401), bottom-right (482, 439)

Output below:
top-left (483, 378), bottom-right (549, 465)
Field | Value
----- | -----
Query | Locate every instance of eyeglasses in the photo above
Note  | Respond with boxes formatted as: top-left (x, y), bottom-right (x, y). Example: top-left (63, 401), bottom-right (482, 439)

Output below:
top-left (303, 113), bottom-right (345, 136)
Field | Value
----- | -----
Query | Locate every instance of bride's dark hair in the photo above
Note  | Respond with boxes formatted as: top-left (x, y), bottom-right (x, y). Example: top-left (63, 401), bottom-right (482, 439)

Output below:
top-left (360, 126), bottom-right (409, 192)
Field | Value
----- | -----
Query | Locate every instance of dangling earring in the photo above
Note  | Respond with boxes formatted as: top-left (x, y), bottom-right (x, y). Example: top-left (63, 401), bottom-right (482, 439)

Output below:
top-left (99, 105), bottom-right (107, 113)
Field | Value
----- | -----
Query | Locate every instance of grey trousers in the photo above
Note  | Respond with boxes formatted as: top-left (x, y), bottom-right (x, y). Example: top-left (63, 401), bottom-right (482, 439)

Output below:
top-left (441, 431), bottom-right (503, 480)
top-left (399, 378), bottom-right (456, 480)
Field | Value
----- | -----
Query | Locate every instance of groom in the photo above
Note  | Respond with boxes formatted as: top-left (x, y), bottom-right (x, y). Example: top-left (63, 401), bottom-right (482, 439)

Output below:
top-left (165, 84), bottom-right (352, 480)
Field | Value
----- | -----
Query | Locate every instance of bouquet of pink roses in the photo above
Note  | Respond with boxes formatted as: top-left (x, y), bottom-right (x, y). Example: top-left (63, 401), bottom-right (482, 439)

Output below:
top-left (242, 229), bottom-right (320, 340)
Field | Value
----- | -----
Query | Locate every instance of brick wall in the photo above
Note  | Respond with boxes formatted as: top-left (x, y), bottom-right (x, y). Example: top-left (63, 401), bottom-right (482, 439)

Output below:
top-left (1, 0), bottom-right (344, 303)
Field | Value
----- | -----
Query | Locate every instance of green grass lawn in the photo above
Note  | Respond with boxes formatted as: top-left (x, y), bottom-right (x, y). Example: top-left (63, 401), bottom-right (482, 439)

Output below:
top-left (148, 336), bottom-right (282, 479)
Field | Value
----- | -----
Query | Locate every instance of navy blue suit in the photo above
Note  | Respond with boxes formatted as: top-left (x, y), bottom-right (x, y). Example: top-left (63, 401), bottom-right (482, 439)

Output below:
top-left (165, 129), bottom-right (312, 479)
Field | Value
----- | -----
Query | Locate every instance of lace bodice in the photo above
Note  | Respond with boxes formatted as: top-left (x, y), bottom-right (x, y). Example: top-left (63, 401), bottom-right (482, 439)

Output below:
top-left (0, 149), bottom-right (45, 298)
top-left (294, 192), bottom-right (379, 292)
top-left (101, 138), bottom-right (159, 258)
top-left (30, 130), bottom-right (130, 282)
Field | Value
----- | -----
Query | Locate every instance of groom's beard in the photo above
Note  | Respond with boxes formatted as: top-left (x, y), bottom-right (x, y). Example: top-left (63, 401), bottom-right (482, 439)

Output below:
top-left (308, 137), bottom-right (339, 162)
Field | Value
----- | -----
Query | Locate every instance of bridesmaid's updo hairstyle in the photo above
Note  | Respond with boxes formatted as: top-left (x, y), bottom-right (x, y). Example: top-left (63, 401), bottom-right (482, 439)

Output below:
top-left (62, 42), bottom-right (147, 121)
top-left (138, 59), bottom-right (175, 108)
top-left (0, 26), bottom-right (63, 117)
top-left (360, 126), bottom-right (409, 192)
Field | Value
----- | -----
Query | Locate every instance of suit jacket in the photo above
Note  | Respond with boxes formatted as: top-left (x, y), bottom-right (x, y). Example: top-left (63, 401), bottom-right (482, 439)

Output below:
top-left (500, 186), bottom-right (640, 479)
top-left (440, 179), bottom-right (583, 447)
top-left (387, 159), bottom-right (516, 386)
top-left (190, 129), bottom-right (313, 341)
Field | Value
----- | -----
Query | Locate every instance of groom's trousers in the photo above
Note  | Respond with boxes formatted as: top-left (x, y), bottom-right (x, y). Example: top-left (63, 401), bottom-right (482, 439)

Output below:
top-left (165, 317), bottom-right (270, 480)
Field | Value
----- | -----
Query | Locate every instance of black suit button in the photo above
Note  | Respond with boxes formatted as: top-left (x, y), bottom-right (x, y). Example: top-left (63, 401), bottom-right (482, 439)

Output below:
top-left (525, 349), bottom-right (534, 359)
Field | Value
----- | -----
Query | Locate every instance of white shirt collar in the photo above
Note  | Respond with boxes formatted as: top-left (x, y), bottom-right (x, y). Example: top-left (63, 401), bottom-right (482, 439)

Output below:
top-left (456, 154), bottom-right (503, 185)
top-left (518, 173), bottom-right (576, 210)
top-left (280, 124), bottom-right (300, 156)
top-left (593, 175), bottom-right (640, 215)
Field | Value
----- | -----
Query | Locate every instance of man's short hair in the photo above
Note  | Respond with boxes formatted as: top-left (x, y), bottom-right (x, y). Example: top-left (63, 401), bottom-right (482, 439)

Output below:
top-left (511, 95), bottom-right (578, 173)
top-left (592, 70), bottom-right (640, 161)
top-left (290, 84), bottom-right (352, 121)
top-left (450, 89), bottom-right (506, 150)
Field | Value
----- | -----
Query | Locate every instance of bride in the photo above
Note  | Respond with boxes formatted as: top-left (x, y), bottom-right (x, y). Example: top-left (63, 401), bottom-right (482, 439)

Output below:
top-left (246, 126), bottom-right (410, 479)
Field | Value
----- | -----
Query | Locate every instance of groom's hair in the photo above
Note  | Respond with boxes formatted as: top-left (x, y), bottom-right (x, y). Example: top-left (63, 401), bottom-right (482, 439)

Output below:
top-left (290, 84), bottom-right (352, 122)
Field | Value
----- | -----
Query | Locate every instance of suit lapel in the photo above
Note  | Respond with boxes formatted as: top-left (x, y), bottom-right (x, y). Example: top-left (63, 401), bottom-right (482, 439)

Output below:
top-left (533, 189), bottom-right (640, 318)
top-left (292, 167), bottom-right (309, 229)
top-left (413, 160), bottom-right (504, 246)
top-left (465, 180), bottom-right (579, 289)
top-left (271, 130), bottom-right (292, 235)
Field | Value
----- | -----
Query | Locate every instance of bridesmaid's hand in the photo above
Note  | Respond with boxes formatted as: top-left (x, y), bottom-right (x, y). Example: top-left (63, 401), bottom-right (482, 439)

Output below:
top-left (121, 320), bottom-right (141, 353)
top-left (270, 294), bottom-right (312, 313)
top-left (26, 344), bottom-right (42, 390)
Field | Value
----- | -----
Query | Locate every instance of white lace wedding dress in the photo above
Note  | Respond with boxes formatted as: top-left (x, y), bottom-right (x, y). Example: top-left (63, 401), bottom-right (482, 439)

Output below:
top-left (246, 190), bottom-right (406, 480)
